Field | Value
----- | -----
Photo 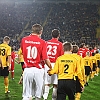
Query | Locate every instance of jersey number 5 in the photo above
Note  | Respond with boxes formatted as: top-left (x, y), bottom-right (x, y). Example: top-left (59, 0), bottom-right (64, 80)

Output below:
top-left (26, 46), bottom-right (37, 59)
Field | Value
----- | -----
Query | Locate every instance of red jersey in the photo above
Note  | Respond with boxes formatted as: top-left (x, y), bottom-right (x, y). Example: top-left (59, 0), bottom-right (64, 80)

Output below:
top-left (21, 35), bottom-right (48, 69)
top-left (77, 48), bottom-right (87, 58)
top-left (47, 38), bottom-right (64, 63)
top-left (91, 48), bottom-right (97, 53)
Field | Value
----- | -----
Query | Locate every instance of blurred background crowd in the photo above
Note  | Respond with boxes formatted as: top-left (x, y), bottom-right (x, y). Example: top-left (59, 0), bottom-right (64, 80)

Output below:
top-left (0, 1), bottom-right (100, 50)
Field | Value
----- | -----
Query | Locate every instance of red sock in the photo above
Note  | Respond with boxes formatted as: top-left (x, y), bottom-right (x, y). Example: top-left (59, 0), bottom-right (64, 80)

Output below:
top-left (11, 70), bottom-right (14, 79)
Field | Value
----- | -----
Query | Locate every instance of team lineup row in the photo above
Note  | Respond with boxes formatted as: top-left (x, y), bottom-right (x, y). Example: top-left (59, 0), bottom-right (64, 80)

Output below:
top-left (0, 24), bottom-right (100, 100)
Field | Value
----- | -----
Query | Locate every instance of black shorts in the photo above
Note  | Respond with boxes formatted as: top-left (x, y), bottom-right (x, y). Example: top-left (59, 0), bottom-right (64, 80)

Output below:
top-left (92, 63), bottom-right (96, 71)
top-left (85, 66), bottom-right (91, 76)
top-left (20, 62), bottom-right (24, 71)
top-left (97, 60), bottom-right (100, 68)
top-left (0, 66), bottom-right (9, 76)
top-left (57, 79), bottom-right (76, 100)
top-left (75, 76), bottom-right (82, 93)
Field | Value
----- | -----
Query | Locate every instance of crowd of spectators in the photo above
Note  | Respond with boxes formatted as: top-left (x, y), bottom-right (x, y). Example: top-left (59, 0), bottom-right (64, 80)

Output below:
top-left (0, 2), bottom-right (99, 50)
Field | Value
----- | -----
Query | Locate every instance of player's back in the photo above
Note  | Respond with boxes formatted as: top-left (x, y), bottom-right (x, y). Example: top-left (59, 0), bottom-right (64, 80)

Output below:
top-left (18, 48), bottom-right (24, 62)
top-left (53, 54), bottom-right (78, 80)
top-left (0, 43), bottom-right (11, 67)
top-left (47, 38), bottom-right (63, 63)
top-left (21, 35), bottom-right (47, 68)
top-left (83, 56), bottom-right (92, 67)
top-left (77, 48), bottom-right (87, 58)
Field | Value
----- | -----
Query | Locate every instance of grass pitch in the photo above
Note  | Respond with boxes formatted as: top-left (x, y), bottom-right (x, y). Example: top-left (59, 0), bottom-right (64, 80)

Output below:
top-left (0, 63), bottom-right (100, 100)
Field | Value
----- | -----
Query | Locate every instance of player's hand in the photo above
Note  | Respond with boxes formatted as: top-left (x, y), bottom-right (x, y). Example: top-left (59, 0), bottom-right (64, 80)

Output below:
top-left (17, 61), bottom-right (20, 64)
top-left (47, 69), bottom-right (52, 76)
top-left (81, 86), bottom-right (85, 92)
top-left (8, 66), bottom-right (11, 71)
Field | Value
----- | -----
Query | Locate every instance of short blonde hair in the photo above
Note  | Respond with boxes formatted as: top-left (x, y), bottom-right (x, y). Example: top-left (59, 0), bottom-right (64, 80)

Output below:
top-left (32, 24), bottom-right (43, 34)
top-left (3, 36), bottom-right (10, 42)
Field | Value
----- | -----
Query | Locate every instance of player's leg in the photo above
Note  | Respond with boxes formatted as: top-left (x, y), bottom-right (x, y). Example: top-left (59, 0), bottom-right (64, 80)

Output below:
top-left (22, 68), bottom-right (35, 99)
top-left (34, 68), bottom-right (44, 100)
top-left (43, 65), bottom-right (51, 100)
top-left (11, 62), bottom-right (14, 79)
top-left (3, 67), bottom-right (10, 93)
top-left (56, 80), bottom-right (66, 100)
top-left (52, 74), bottom-right (58, 100)
top-left (67, 80), bottom-right (76, 100)
top-left (75, 93), bottom-right (81, 100)
top-left (75, 76), bottom-right (82, 100)
top-left (18, 62), bottom-right (24, 84)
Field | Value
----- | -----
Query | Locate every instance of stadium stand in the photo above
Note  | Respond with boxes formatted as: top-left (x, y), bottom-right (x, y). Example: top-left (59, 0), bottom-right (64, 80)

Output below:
top-left (0, 1), bottom-right (99, 50)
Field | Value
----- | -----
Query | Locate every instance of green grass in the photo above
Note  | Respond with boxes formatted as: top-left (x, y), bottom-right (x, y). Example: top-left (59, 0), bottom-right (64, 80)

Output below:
top-left (0, 63), bottom-right (100, 100)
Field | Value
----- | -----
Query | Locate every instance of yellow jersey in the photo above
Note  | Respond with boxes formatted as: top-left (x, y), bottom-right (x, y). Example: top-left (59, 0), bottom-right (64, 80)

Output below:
top-left (49, 53), bottom-right (84, 87)
top-left (83, 56), bottom-right (92, 69)
top-left (0, 43), bottom-right (11, 67)
top-left (72, 53), bottom-right (85, 82)
top-left (18, 48), bottom-right (24, 62)
top-left (95, 53), bottom-right (100, 61)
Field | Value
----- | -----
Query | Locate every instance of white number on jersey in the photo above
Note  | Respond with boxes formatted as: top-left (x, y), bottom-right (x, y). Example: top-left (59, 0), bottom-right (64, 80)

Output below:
top-left (26, 46), bottom-right (37, 59)
top-left (47, 45), bottom-right (57, 56)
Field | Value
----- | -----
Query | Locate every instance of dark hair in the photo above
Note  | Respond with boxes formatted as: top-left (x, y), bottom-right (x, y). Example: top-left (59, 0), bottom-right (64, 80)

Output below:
top-left (32, 24), bottom-right (43, 34)
top-left (72, 45), bottom-right (78, 53)
top-left (72, 41), bottom-right (76, 45)
top-left (92, 52), bottom-right (95, 56)
top-left (63, 42), bottom-right (72, 52)
top-left (51, 29), bottom-right (60, 38)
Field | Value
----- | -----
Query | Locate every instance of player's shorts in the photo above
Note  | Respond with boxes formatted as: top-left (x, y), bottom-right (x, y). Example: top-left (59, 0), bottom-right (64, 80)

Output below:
top-left (92, 63), bottom-right (96, 71)
top-left (97, 60), bottom-right (100, 68)
top-left (0, 66), bottom-right (9, 76)
top-left (75, 76), bottom-right (82, 93)
top-left (85, 66), bottom-right (91, 76)
top-left (57, 79), bottom-right (76, 100)
top-left (44, 63), bottom-right (58, 85)
top-left (21, 62), bottom-right (24, 71)
top-left (22, 67), bottom-right (44, 98)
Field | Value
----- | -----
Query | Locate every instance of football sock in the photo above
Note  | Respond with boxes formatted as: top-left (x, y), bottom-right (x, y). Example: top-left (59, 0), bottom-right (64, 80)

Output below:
top-left (52, 87), bottom-right (57, 100)
top-left (43, 85), bottom-right (50, 99)
top-left (87, 75), bottom-right (90, 83)
top-left (75, 93), bottom-right (81, 100)
top-left (4, 77), bottom-right (9, 93)
top-left (11, 70), bottom-right (14, 79)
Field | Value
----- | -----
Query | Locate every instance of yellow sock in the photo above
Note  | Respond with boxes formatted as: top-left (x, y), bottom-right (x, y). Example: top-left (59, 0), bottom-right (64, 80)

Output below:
top-left (93, 71), bottom-right (95, 77)
top-left (87, 75), bottom-right (90, 83)
top-left (4, 77), bottom-right (9, 93)
top-left (75, 93), bottom-right (81, 100)
top-left (91, 72), bottom-right (94, 79)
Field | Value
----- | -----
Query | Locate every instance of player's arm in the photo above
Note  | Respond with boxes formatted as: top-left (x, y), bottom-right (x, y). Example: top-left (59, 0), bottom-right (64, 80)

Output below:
top-left (80, 58), bottom-right (85, 83)
top-left (76, 60), bottom-right (84, 87)
top-left (7, 47), bottom-right (11, 70)
top-left (7, 55), bottom-right (11, 70)
top-left (45, 59), bottom-right (52, 70)
top-left (14, 58), bottom-right (19, 64)
top-left (48, 58), bottom-right (59, 75)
